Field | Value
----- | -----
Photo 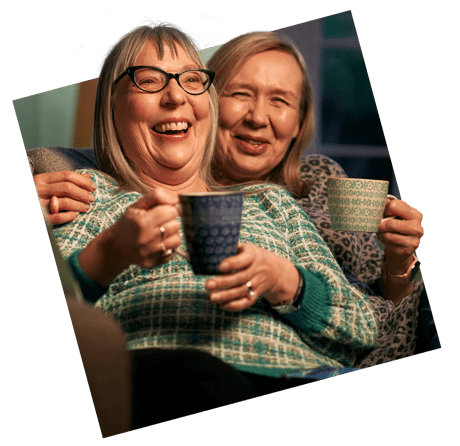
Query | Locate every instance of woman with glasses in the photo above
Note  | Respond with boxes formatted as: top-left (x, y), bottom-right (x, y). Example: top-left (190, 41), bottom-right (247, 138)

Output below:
top-left (48, 23), bottom-right (378, 419)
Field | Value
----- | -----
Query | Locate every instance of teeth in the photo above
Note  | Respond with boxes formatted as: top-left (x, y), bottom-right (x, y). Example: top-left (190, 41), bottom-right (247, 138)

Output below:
top-left (243, 138), bottom-right (264, 145)
top-left (154, 121), bottom-right (188, 133)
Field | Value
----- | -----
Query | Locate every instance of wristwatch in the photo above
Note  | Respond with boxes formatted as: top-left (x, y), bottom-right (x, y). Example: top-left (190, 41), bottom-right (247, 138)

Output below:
top-left (381, 254), bottom-right (421, 285)
top-left (271, 268), bottom-right (305, 314)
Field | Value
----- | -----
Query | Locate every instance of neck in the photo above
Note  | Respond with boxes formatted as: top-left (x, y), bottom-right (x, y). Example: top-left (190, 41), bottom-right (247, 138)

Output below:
top-left (213, 167), bottom-right (267, 187)
top-left (139, 170), bottom-right (209, 196)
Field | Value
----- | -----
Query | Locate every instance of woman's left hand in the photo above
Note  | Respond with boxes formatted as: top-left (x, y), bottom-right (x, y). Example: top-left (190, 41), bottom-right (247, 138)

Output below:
top-left (376, 198), bottom-right (424, 274)
top-left (205, 244), bottom-right (299, 312)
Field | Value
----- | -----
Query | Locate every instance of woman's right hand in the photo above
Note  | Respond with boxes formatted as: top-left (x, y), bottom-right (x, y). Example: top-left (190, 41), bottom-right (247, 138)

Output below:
top-left (78, 188), bottom-right (182, 287)
top-left (205, 244), bottom-right (300, 312)
top-left (34, 171), bottom-right (96, 225)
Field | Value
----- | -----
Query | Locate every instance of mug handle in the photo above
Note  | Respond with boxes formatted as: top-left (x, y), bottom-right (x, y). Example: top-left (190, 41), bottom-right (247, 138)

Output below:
top-left (381, 194), bottom-right (400, 223)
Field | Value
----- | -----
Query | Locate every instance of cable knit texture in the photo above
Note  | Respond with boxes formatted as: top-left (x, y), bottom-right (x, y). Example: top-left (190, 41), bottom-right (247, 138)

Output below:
top-left (53, 169), bottom-right (378, 378)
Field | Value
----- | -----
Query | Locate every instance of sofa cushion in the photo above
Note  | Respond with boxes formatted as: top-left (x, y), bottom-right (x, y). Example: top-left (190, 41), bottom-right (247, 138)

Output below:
top-left (28, 147), bottom-right (97, 175)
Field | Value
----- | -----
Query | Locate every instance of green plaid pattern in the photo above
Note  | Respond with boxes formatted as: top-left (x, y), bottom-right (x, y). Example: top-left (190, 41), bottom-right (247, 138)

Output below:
top-left (53, 170), bottom-right (378, 377)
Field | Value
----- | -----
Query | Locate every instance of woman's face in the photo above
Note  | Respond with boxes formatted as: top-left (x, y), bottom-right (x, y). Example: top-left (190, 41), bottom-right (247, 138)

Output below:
top-left (113, 40), bottom-right (211, 186)
top-left (217, 50), bottom-right (303, 184)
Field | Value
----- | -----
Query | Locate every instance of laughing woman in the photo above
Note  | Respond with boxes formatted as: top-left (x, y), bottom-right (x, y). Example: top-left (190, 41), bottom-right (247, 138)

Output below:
top-left (207, 31), bottom-right (426, 367)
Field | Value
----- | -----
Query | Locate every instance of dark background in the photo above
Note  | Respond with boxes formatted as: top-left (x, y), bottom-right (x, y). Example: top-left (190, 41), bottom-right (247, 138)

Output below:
top-left (276, 11), bottom-right (400, 198)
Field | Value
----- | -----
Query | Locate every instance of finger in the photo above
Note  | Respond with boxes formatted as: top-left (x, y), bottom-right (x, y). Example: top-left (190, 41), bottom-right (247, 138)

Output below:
top-left (123, 203), bottom-right (179, 245)
top-left (208, 282), bottom-right (254, 304)
top-left (38, 181), bottom-right (96, 204)
top-left (157, 219), bottom-right (181, 240)
top-left (49, 196), bottom-right (60, 214)
top-left (133, 188), bottom-right (180, 210)
top-left (217, 244), bottom-right (254, 274)
top-left (48, 211), bottom-right (80, 225)
top-left (33, 171), bottom-right (96, 193)
top-left (53, 197), bottom-right (92, 213)
top-left (35, 171), bottom-right (96, 190)
top-left (137, 206), bottom-right (180, 245)
top-left (378, 217), bottom-right (424, 238)
top-left (384, 199), bottom-right (423, 222)
top-left (205, 264), bottom-right (254, 292)
top-left (376, 235), bottom-right (421, 258)
top-left (139, 233), bottom-right (182, 263)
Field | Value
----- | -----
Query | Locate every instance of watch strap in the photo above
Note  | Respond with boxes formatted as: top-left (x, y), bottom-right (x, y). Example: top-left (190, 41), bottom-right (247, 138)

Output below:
top-left (271, 267), bottom-right (305, 314)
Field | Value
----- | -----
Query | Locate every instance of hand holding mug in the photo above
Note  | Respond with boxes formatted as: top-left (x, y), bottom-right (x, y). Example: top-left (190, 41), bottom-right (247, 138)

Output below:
top-left (376, 197), bottom-right (424, 274)
top-left (205, 244), bottom-right (300, 312)
top-left (114, 188), bottom-right (182, 269)
top-left (79, 188), bottom-right (182, 288)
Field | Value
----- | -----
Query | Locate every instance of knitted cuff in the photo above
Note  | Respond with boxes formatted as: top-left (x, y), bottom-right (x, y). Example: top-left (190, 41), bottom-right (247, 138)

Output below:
top-left (66, 249), bottom-right (108, 303)
top-left (283, 265), bottom-right (332, 335)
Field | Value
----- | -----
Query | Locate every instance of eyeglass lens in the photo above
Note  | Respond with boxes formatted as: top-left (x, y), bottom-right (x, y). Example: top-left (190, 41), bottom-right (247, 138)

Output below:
top-left (134, 68), bottom-right (211, 94)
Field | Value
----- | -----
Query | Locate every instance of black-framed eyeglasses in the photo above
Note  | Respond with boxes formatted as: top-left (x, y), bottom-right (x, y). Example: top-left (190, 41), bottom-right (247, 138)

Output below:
top-left (113, 66), bottom-right (215, 95)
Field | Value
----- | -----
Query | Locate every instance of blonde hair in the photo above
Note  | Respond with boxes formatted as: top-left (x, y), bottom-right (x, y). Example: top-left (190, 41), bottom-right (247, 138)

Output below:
top-left (93, 23), bottom-right (219, 194)
top-left (207, 31), bottom-right (315, 197)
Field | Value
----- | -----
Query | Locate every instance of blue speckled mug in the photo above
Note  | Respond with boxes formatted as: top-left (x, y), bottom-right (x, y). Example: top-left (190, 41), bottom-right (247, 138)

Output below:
top-left (179, 191), bottom-right (243, 275)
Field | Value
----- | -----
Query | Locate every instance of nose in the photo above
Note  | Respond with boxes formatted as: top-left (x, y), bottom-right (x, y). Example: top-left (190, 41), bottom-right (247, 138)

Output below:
top-left (244, 97), bottom-right (269, 128)
top-left (160, 78), bottom-right (186, 107)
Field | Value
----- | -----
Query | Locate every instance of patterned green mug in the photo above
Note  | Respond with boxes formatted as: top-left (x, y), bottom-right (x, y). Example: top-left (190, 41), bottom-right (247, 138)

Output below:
top-left (327, 177), bottom-right (395, 232)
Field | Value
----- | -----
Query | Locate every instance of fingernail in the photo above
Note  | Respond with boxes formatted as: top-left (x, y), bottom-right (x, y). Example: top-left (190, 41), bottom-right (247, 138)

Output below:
top-left (91, 182), bottom-right (97, 190)
top-left (85, 204), bottom-right (91, 211)
top-left (206, 280), bottom-right (216, 290)
top-left (89, 194), bottom-right (96, 202)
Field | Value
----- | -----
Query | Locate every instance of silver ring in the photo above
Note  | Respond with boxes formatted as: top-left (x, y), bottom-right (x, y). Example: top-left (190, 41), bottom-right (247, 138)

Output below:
top-left (159, 226), bottom-right (166, 239)
top-left (160, 242), bottom-right (173, 257)
top-left (246, 281), bottom-right (255, 298)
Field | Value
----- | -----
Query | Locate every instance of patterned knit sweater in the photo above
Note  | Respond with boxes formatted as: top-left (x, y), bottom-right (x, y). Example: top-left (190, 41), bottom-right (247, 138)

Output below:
top-left (53, 170), bottom-right (378, 378)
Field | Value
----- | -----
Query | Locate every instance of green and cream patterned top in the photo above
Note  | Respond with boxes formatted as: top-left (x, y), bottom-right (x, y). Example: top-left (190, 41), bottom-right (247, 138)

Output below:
top-left (53, 170), bottom-right (378, 378)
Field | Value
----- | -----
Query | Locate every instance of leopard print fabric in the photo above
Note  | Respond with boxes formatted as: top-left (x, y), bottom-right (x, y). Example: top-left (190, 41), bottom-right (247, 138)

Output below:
top-left (297, 154), bottom-right (424, 367)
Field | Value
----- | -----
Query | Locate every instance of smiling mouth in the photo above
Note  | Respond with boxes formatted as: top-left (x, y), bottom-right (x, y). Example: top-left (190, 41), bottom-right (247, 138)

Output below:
top-left (153, 121), bottom-right (190, 135)
top-left (236, 136), bottom-right (267, 146)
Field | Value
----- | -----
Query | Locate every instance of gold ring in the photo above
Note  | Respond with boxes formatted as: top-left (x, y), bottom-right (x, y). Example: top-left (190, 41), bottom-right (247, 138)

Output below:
top-left (159, 226), bottom-right (166, 239)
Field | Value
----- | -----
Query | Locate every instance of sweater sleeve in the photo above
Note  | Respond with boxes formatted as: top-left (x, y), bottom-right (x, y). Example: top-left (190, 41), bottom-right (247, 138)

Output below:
top-left (52, 170), bottom-right (140, 302)
top-left (263, 187), bottom-right (379, 366)
top-left (67, 249), bottom-right (109, 303)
